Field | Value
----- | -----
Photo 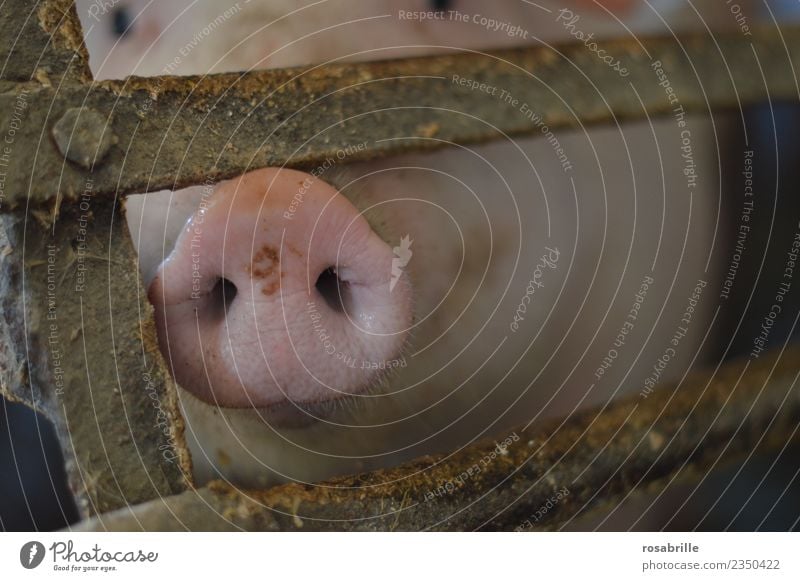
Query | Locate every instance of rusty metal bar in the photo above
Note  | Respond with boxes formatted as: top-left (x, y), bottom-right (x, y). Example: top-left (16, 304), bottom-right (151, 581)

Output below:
top-left (0, 26), bottom-right (799, 209)
top-left (72, 343), bottom-right (800, 531)
top-left (0, 0), bottom-right (191, 520)
top-left (0, 201), bottom-right (192, 518)
top-left (0, 0), bottom-right (91, 86)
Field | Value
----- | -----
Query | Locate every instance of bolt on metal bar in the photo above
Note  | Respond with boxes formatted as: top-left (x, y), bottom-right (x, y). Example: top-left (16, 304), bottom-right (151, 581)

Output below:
top-left (73, 343), bottom-right (800, 531)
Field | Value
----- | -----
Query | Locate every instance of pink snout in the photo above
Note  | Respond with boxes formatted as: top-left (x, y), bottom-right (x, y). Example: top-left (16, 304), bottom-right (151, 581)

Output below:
top-left (149, 168), bottom-right (412, 417)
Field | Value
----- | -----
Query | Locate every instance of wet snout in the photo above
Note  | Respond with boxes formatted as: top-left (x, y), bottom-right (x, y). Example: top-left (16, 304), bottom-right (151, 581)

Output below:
top-left (148, 168), bottom-right (413, 419)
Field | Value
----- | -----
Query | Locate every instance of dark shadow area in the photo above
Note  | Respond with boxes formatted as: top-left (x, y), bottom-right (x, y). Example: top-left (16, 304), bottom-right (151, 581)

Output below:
top-left (0, 397), bottom-right (78, 531)
top-left (666, 440), bottom-right (800, 531)
top-left (661, 100), bottom-right (800, 531)
top-left (567, 439), bottom-right (800, 531)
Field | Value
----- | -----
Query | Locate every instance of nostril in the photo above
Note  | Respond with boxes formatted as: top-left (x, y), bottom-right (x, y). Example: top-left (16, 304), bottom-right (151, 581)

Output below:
top-left (315, 267), bottom-right (347, 313)
top-left (208, 277), bottom-right (238, 318)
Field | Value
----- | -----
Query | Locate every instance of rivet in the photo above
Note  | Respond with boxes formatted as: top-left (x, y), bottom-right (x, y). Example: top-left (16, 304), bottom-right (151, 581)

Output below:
top-left (52, 107), bottom-right (114, 170)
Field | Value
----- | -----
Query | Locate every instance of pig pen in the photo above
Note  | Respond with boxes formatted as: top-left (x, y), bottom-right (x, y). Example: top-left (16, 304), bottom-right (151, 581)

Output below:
top-left (0, 0), bottom-right (799, 531)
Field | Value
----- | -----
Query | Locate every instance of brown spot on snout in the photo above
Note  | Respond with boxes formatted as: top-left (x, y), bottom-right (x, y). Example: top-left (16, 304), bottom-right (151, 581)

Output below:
top-left (261, 280), bottom-right (281, 296)
top-left (247, 244), bottom-right (279, 279)
top-left (247, 244), bottom-right (285, 296)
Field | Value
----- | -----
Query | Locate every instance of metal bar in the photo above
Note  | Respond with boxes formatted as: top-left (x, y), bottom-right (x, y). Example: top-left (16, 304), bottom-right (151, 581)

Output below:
top-left (73, 343), bottom-right (800, 531)
top-left (0, 0), bottom-right (91, 86)
top-left (0, 202), bottom-right (192, 518)
top-left (1, 26), bottom-right (800, 210)
top-left (0, 0), bottom-right (190, 519)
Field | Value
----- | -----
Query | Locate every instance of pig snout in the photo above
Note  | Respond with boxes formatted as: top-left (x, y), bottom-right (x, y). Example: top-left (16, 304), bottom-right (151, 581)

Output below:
top-left (148, 168), bottom-right (413, 420)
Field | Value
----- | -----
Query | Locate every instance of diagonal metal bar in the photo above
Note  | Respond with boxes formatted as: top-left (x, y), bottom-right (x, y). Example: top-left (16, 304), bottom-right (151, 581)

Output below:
top-left (1, 26), bottom-right (800, 210)
top-left (0, 0), bottom-right (91, 86)
top-left (73, 344), bottom-right (800, 531)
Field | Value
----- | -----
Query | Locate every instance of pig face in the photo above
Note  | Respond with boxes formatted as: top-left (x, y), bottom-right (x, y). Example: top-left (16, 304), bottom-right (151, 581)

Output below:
top-left (77, 0), bottom-right (732, 487)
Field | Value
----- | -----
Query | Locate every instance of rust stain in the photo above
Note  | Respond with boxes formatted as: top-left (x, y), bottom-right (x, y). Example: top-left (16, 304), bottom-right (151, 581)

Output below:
top-left (37, 0), bottom-right (90, 55)
top-left (416, 121), bottom-right (440, 138)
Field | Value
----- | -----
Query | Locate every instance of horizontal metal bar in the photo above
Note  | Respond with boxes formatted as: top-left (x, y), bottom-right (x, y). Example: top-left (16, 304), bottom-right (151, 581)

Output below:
top-left (73, 343), bottom-right (800, 531)
top-left (2, 26), bottom-right (800, 210)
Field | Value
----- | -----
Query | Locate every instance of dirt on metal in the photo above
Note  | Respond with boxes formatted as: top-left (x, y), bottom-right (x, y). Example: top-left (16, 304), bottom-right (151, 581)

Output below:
top-left (74, 345), bottom-right (800, 530)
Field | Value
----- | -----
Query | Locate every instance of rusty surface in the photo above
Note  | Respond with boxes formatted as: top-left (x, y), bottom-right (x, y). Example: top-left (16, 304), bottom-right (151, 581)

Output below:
top-left (0, 0), bottom-right (91, 86)
top-left (73, 344), bottom-right (800, 531)
top-left (0, 1), bottom-right (191, 519)
top-left (1, 26), bottom-right (800, 209)
top-left (0, 201), bottom-right (192, 518)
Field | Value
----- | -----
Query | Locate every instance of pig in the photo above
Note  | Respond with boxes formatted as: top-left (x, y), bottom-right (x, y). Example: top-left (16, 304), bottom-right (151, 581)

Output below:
top-left (76, 0), bottom-right (750, 488)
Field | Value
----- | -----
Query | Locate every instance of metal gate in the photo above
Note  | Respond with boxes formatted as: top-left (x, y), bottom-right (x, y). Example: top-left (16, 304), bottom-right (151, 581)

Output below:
top-left (0, 0), bottom-right (798, 530)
